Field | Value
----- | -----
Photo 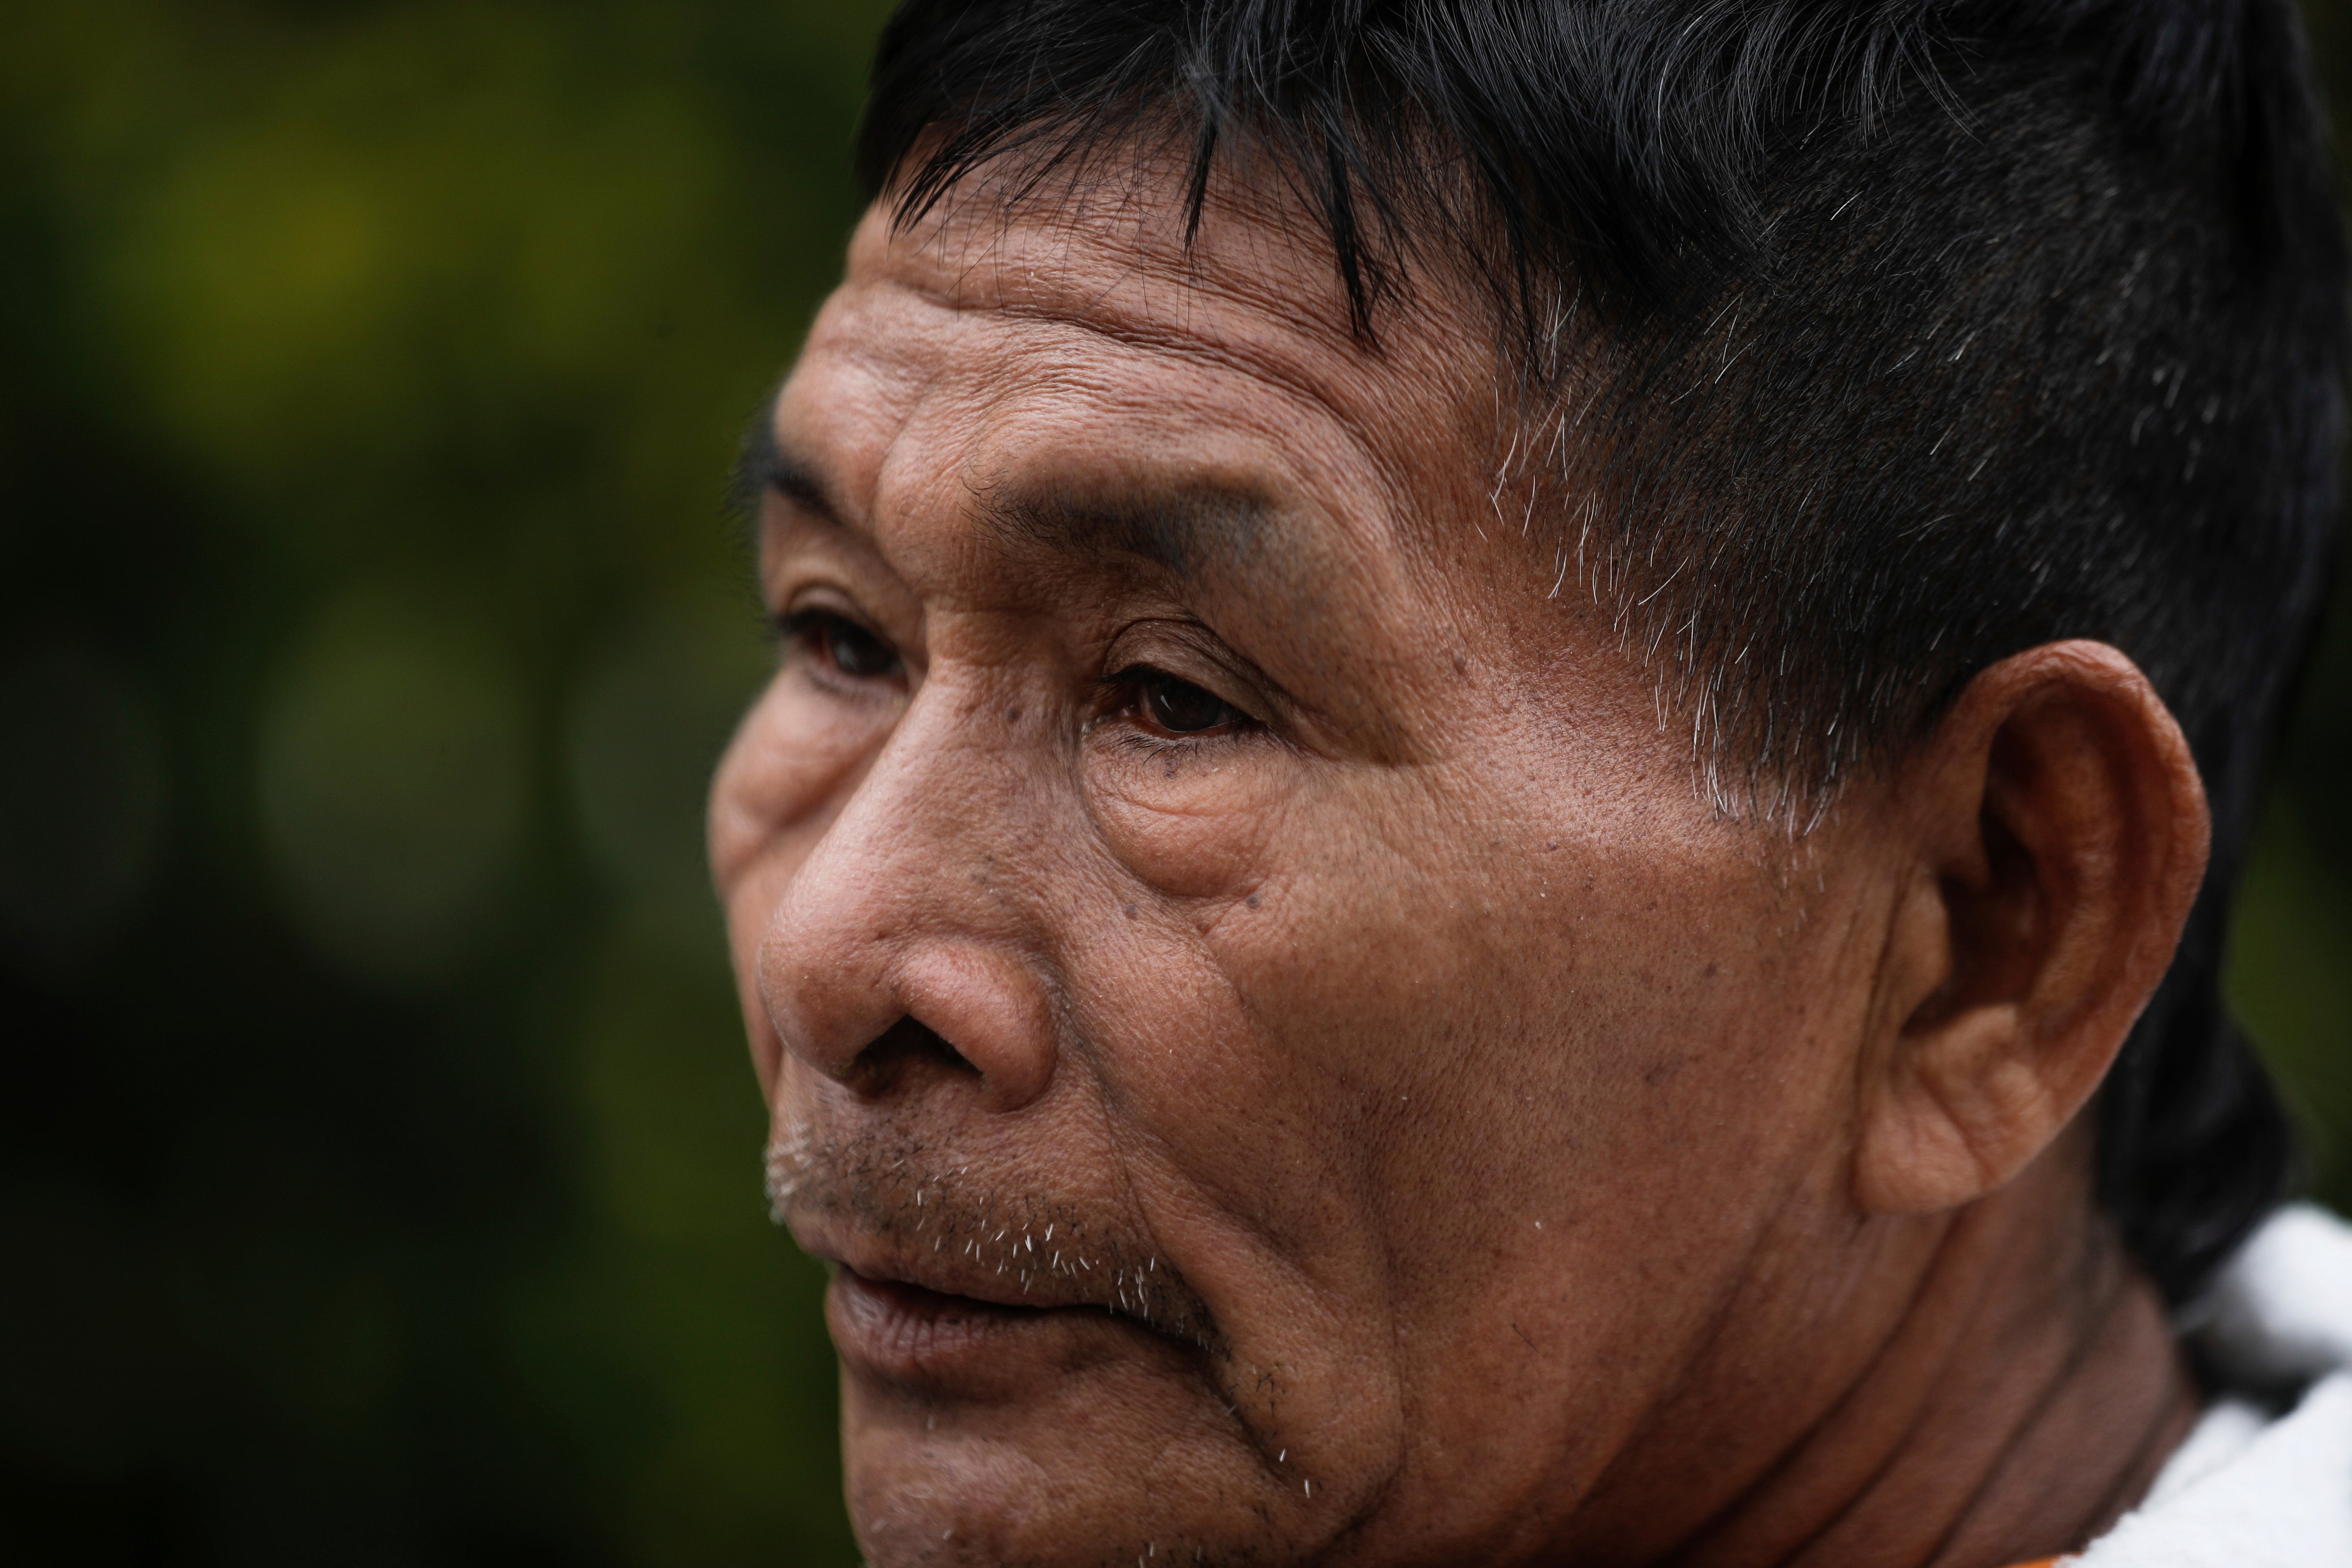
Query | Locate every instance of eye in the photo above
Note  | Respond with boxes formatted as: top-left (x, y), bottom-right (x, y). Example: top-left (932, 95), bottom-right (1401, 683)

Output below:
top-left (783, 609), bottom-right (903, 681)
top-left (1129, 668), bottom-right (1245, 735)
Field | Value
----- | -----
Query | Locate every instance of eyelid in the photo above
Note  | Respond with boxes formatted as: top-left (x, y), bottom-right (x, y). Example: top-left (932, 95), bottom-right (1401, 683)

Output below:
top-left (1100, 620), bottom-right (1279, 720)
top-left (773, 604), bottom-right (844, 638)
top-left (772, 589), bottom-right (905, 656)
top-left (1100, 662), bottom-right (1258, 725)
top-left (773, 600), bottom-right (910, 693)
top-left (771, 604), bottom-right (851, 652)
top-left (775, 582), bottom-right (873, 627)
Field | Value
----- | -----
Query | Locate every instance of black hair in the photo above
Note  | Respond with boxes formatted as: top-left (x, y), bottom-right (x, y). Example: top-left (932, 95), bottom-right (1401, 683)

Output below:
top-left (853, 0), bottom-right (2347, 1304)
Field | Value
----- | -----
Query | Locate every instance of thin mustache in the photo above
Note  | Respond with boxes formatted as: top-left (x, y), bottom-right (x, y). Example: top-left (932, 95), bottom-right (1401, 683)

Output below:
top-left (763, 1118), bottom-right (1221, 1351)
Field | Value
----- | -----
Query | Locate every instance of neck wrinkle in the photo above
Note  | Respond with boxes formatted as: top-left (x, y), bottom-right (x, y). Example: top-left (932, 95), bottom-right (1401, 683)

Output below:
top-left (1909, 1215), bottom-right (2198, 1568)
top-left (1629, 1149), bottom-right (2198, 1568)
top-left (1902, 1220), bottom-right (2155, 1568)
top-left (1694, 1209), bottom-right (1996, 1565)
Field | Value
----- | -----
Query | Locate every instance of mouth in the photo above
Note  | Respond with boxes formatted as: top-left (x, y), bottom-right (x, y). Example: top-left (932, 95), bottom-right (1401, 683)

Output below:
top-left (827, 1265), bottom-right (1062, 1381)
top-left (823, 1254), bottom-right (1176, 1396)
top-left (802, 1220), bottom-right (1211, 1393)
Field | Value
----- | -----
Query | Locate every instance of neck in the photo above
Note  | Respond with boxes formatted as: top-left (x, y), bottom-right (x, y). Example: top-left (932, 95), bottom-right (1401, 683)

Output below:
top-left (1580, 1136), bottom-right (2202, 1568)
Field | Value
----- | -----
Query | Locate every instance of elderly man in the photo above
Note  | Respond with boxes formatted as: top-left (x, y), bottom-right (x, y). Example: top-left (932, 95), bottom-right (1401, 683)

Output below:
top-left (711, 1), bottom-right (2352, 1564)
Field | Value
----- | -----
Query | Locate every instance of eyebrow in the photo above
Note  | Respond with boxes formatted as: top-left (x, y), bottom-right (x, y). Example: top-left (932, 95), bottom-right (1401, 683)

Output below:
top-left (971, 478), bottom-right (1273, 581)
top-left (736, 400), bottom-right (1276, 583)
top-left (732, 404), bottom-right (842, 528)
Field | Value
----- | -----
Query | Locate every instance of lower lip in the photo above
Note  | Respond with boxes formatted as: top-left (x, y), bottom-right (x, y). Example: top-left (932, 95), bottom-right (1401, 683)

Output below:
top-left (827, 1268), bottom-right (1078, 1388)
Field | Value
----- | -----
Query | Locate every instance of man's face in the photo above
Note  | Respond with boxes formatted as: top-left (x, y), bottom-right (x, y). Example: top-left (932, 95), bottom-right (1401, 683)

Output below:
top-left (712, 180), bottom-right (1903, 1565)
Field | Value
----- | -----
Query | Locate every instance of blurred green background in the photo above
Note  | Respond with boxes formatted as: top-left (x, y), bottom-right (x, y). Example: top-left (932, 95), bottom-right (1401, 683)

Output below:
top-left (0, 2), bottom-right (2348, 1564)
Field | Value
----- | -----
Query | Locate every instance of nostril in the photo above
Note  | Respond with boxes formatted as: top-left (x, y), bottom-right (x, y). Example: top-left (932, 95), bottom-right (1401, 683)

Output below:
top-left (843, 1015), bottom-right (979, 1097)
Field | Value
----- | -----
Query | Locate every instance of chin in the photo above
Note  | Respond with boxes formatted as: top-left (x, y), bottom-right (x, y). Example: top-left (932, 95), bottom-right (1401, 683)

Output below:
top-left (830, 1286), bottom-right (1315, 1567)
top-left (840, 1387), bottom-right (1249, 1568)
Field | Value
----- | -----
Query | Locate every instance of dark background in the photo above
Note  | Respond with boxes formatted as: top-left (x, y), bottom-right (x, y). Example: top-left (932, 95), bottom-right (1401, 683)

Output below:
top-left (2, 3), bottom-right (2347, 1564)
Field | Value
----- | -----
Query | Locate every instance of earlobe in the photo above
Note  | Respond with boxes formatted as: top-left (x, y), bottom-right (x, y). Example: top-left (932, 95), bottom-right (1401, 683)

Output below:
top-left (1852, 641), bottom-right (2210, 1216)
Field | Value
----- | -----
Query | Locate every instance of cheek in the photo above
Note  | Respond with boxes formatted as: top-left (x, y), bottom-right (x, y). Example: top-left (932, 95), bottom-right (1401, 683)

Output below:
top-left (709, 674), bottom-right (890, 885)
top-left (709, 675), bottom-right (896, 1092)
top-left (1081, 741), bottom-right (1294, 900)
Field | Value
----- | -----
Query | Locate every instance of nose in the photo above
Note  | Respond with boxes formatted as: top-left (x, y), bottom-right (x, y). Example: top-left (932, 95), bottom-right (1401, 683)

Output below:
top-left (754, 679), bottom-right (1060, 1115)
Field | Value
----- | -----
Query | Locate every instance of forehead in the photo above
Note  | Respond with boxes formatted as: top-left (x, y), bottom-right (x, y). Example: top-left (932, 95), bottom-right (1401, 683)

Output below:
top-left (772, 177), bottom-right (1502, 577)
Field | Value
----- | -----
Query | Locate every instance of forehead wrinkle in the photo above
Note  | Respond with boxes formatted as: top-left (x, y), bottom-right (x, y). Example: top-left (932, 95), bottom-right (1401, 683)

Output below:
top-left (856, 270), bottom-right (1439, 615)
top-left (861, 241), bottom-right (1429, 491)
top-left (854, 182), bottom-right (1502, 563)
top-left (879, 272), bottom-right (1370, 459)
top-left (872, 188), bottom-right (1367, 362)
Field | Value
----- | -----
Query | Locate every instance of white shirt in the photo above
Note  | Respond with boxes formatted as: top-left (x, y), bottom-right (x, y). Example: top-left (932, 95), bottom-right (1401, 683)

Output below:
top-left (2072, 1203), bottom-right (2352, 1566)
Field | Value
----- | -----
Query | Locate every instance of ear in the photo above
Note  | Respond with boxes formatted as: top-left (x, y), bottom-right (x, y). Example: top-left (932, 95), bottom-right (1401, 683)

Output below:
top-left (1852, 641), bottom-right (2210, 1215)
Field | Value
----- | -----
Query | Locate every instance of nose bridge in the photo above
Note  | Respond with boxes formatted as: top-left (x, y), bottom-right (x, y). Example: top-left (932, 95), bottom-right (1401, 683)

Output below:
top-left (758, 661), bottom-right (1060, 1105)
top-left (813, 668), bottom-right (1040, 930)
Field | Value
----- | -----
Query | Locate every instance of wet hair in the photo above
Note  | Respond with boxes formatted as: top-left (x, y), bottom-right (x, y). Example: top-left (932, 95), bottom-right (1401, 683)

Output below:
top-left (852, 0), bottom-right (2347, 1305)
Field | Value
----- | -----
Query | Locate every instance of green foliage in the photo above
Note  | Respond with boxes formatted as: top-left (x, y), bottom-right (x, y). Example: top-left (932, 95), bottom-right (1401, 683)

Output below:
top-left (0, 1), bottom-right (887, 1562)
top-left (2233, 601), bottom-right (2352, 1214)
top-left (0, 2), bottom-right (2347, 1564)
